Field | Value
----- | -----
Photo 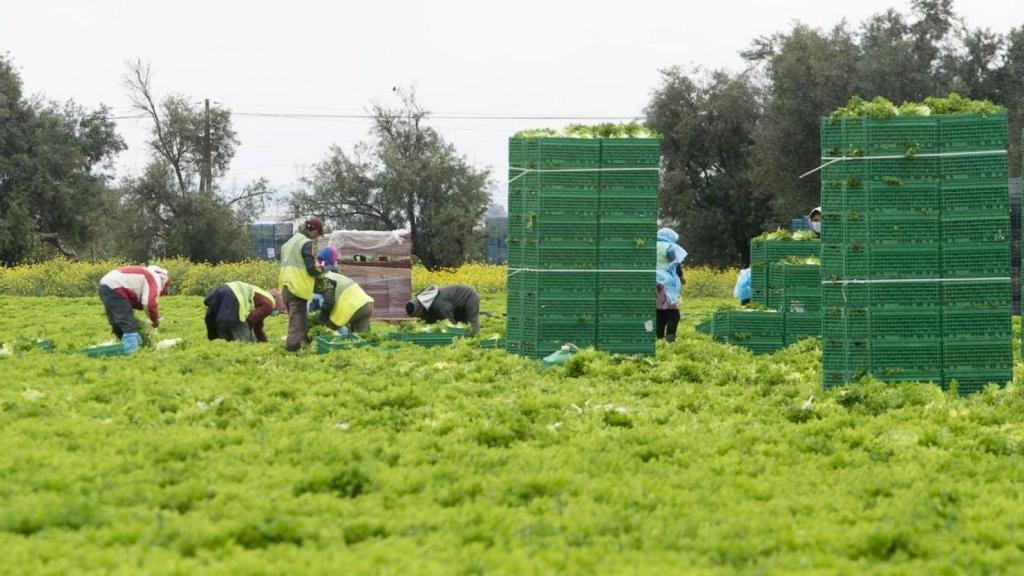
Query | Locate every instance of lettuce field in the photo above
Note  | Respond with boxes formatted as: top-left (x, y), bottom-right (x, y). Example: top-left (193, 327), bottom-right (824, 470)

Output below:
top-left (4, 288), bottom-right (1024, 574)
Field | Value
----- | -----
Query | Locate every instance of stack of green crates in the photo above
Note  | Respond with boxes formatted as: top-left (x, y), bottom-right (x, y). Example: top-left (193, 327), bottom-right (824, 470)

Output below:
top-left (750, 238), bottom-right (820, 306)
top-left (770, 261), bottom-right (823, 344)
top-left (506, 136), bottom-right (660, 358)
top-left (710, 310), bottom-right (785, 354)
top-left (820, 111), bottom-right (1012, 393)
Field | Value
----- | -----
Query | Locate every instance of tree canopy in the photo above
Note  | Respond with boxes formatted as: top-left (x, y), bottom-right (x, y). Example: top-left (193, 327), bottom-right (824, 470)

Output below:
top-left (290, 89), bottom-right (492, 268)
top-left (0, 55), bottom-right (125, 264)
top-left (649, 0), bottom-right (1024, 266)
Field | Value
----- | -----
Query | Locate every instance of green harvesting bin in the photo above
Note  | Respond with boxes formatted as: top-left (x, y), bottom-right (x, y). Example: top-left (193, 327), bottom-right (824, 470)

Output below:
top-left (84, 343), bottom-right (126, 358)
top-left (479, 337), bottom-right (506, 349)
top-left (316, 334), bottom-right (370, 354)
top-left (388, 326), bottom-right (470, 347)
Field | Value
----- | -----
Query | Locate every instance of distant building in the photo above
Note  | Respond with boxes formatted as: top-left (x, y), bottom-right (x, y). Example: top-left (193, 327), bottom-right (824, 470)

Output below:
top-left (249, 221), bottom-right (294, 260)
top-left (485, 204), bottom-right (507, 264)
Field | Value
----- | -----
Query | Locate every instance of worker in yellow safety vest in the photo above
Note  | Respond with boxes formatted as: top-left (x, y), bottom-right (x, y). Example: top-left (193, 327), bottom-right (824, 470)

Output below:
top-left (204, 282), bottom-right (285, 342)
top-left (279, 217), bottom-right (326, 351)
top-left (311, 272), bottom-right (375, 334)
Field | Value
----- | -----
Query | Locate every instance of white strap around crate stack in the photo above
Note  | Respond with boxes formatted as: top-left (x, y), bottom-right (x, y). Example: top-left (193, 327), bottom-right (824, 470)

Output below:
top-left (507, 268), bottom-right (653, 278)
top-left (822, 277), bottom-right (1012, 306)
top-left (507, 166), bottom-right (661, 185)
top-left (799, 149), bottom-right (1007, 180)
top-left (823, 277), bottom-right (1010, 285)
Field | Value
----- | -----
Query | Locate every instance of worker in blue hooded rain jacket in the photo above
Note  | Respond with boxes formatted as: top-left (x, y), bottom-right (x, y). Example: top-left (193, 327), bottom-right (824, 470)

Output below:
top-left (656, 227), bottom-right (687, 342)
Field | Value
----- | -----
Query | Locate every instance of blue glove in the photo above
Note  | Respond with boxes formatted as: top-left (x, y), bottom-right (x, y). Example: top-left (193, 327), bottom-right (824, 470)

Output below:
top-left (338, 326), bottom-right (351, 336)
top-left (122, 332), bottom-right (142, 354)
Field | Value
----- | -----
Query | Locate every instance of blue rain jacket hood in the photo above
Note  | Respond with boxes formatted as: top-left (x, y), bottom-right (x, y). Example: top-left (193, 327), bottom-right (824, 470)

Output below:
top-left (656, 228), bottom-right (687, 305)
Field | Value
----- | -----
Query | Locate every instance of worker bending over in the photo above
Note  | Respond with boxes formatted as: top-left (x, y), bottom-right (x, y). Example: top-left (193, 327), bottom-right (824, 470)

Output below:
top-left (204, 282), bottom-right (284, 342)
top-left (98, 265), bottom-right (170, 354)
top-left (406, 285), bottom-right (481, 336)
top-left (311, 272), bottom-right (374, 334)
top-left (279, 217), bottom-right (325, 352)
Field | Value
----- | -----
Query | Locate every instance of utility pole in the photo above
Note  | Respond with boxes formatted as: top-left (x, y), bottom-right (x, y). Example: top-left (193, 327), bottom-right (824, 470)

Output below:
top-left (203, 98), bottom-right (211, 193)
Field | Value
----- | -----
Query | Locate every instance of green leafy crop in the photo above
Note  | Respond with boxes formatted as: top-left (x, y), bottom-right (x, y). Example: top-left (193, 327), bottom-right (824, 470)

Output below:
top-left (830, 93), bottom-right (1005, 119)
top-left (1, 290), bottom-right (1023, 574)
top-left (514, 121), bottom-right (659, 139)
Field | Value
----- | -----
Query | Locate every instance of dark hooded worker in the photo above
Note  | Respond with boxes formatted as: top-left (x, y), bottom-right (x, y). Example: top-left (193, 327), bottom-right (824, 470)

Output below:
top-left (204, 282), bottom-right (285, 342)
top-left (405, 285), bottom-right (481, 336)
top-left (809, 207), bottom-right (822, 237)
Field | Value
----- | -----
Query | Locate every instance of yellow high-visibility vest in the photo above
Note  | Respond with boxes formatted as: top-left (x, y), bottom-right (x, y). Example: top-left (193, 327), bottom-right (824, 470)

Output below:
top-left (279, 233), bottom-right (315, 300)
top-left (226, 281), bottom-right (274, 322)
top-left (323, 272), bottom-right (374, 327)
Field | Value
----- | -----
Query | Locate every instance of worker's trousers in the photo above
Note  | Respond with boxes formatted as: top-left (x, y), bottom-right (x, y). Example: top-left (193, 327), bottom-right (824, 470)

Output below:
top-left (99, 284), bottom-right (138, 339)
top-left (284, 287), bottom-right (309, 352)
top-left (325, 302), bottom-right (373, 334)
top-left (217, 321), bottom-right (255, 343)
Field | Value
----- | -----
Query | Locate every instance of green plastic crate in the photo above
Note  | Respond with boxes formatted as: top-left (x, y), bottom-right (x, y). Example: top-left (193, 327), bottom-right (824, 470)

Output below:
top-left (479, 337), bottom-right (506, 349)
top-left (937, 112), bottom-right (1008, 152)
top-left (523, 270), bottom-right (599, 297)
top-left (873, 368), bottom-right (942, 384)
top-left (942, 307), bottom-right (1012, 338)
top-left (527, 296), bottom-right (596, 319)
top-left (596, 272), bottom-right (653, 298)
top-left (867, 213), bottom-right (940, 244)
top-left (598, 194), bottom-right (658, 220)
top-left (84, 343), bottom-right (126, 358)
top-left (940, 212), bottom-right (1010, 244)
top-left (516, 172), bottom-right (600, 191)
top-left (862, 157), bottom-right (940, 183)
top-left (725, 337), bottom-right (785, 355)
top-left (597, 246), bottom-right (656, 270)
top-left (388, 326), bottom-right (470, 347)
top-left (316, 334), bottom-right (370, 354)
top-left (868, 307), bottom-right (941, 340)
top-left (769, 262), bottom-right (821, 289)
top-left (599, 138), bottom-right (662, 165)
top-left (941, 244), bottom-right (1011, 277)
top-left (941, 181), bottom-right (1009, 212)
top-left (939, 154), bottom-right (1008, 182)
top-left (596, 318), bottom-right (655, 356)
top-left (870, 339), bottom-right (942, 371)
top-left (864, 179), bottom-right (937, 213)
top-left (696, 319), bottom-right (713, 335)
top-left (598, 298), bottom-right (654, 319)
top-left (514, 244), bottom-right (599, 270)
top-left (781, 292), bottom-right (822, 314)
top-left (784, 313), bottom-right (821, 343)
top-left (944, 368), bottom-right (1012, 394)
top-left (822, 307), bottom-right (869, 341)
top-left (942, 280), bottom-right (1011, 309)
top-left (713, 310), bottom-right (784, 339)
top-left (942, 337), bottom-right (1013, 369)
top-left (868, 244), bottom-right (940, 279)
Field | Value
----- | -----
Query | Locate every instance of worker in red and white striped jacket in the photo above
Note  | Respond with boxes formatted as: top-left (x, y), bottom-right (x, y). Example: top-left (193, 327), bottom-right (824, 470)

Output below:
top-left (98, 265), bottom-right (170, 354)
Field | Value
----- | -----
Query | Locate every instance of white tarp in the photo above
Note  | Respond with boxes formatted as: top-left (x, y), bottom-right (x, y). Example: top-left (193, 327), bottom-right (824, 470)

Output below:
top-left (328, 230), bottom-right (411, 254)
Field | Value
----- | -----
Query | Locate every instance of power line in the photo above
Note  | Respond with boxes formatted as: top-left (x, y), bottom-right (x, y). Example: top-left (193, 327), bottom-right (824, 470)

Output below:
top-left (109, 110), bottom-right (643, 122)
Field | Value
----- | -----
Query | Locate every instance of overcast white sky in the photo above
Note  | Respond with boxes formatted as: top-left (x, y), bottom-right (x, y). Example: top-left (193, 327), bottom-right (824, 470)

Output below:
top-left (2, 0), bottom-right (1018, 214)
